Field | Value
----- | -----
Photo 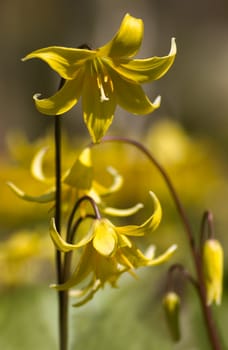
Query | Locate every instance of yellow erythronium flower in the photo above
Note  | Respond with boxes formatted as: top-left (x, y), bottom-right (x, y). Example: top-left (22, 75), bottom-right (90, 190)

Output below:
top-left (8, 146), bottom-right (143, 217)
top-left (49, 192), bottom-right (177, 305)
top-left (202, 239), bottom-right (224, 306)
top-left (23, 13), bottom-right (176, 142)
top-left (163, 292), bottom-right (181, 342)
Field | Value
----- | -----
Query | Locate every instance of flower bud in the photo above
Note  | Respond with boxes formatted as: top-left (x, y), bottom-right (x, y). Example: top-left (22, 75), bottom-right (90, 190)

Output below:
top-left (202, 239), bottom-right (223, 306)
top-left (163, 291), bottom-right (181, 342)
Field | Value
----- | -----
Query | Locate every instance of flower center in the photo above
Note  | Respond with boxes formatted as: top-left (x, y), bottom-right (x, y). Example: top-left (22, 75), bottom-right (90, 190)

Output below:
top-left (93, 58), bottom-right (113, 102)
top-left (96, 76), bottom-right (109, 102)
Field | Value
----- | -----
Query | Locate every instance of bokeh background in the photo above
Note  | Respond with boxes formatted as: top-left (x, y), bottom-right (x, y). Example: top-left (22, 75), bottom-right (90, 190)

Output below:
top-left (0, 0), bottom-right (228, 349)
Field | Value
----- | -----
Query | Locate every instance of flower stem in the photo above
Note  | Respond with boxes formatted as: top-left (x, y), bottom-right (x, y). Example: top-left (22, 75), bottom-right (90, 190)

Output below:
top-left (167, 263), bottom-right (199, 291)
top-left (54, 79), bottom-right (68, 350)
top-left (54, 115), bottom-right (68, 350)
top-left (101, 136), bottom-right (222, 350)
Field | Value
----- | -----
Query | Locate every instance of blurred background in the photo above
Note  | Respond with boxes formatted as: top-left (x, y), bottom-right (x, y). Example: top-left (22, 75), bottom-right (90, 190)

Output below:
top-left (0, 0), bottom-right (228, 349)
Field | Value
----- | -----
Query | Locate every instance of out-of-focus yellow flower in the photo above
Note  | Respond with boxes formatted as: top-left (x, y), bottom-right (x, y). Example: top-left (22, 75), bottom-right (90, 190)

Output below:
top-left (49, 192), bottom-right (177, 306)
top-left (0, 231), bottom-right (52, 287)
top-left (23, 13), bottom-right (176, 142)
top-left (163, 291), bottom-right (181, 342)
top-left (8, 146), bottom-right (143, 218)
top-left (202, 239), bottom-right (223, 306)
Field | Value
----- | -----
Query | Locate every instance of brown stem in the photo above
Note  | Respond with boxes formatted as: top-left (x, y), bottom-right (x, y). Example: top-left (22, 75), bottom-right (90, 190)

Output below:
top-left (100, 136), bottom-right (222, 350)
top-left (62, 197), bottom-right (101, 294)
top-left (167, 263), bottom-right (199, 291)
top-left (54, 79), bottom-right (68, 350)
top-left (54, 115), bottom-right (68, 350)
top-left (200, 211), bottom-right (215, 248)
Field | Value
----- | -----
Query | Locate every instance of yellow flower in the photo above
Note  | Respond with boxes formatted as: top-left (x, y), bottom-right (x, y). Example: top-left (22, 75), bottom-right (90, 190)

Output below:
top-left (8, 146), bottom-right (143, 218)
top-left (49, 192), bottom-right (177, 306)
top-left (163, 292), bottom-right (181, 342)
top-left (23, 13), bottom-right (176, 142)
top-left (202, 239), bottom-right (223, 306)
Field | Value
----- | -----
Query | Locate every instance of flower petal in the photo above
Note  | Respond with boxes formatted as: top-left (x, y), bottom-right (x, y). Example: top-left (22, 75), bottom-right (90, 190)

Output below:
top-left (109, 68), bottom-right (161, 114)
top-left (95, 254), bottom-right (124, 285)
top-left (92, 219), bottom-right (118, 256)
top-left (33, 72), bottom-right (84, 115)
top-left (64, 147), bottom-right (93, 189)
top-left (92, 166), bottom-right (123, 196)
top-left (147, 244), bottom-right (177, 266)
top-left (203, 239), bottom-right (224, 305)
top-left (103, 203), bottom-right (143, 217)
top-left (7, 181), bottom-right (55, 203)
top-left (52, 245), bottom-right (93, 291)
top-left (116, 191), bottom-right (162, 236)
top-left (120, 244), bottom-right (177, 268)
top-left (82, 61), bottom-right (116, 143)
top-left (31, 147), bottom-right (54, 184)
top-left (109, 38), bottom-right (176, 83)
top-left (72, 280), bottom-right (102, 307)
top-left (98, 13), bottom-right (143, 58)
top-left (22, 46), bottom-right (96, 79)
top-left (49, 218), bottom-right (94, 252)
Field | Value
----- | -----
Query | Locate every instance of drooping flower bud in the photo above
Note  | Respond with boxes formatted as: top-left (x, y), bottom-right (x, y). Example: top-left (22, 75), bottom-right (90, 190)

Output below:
top-left (202, 239), bottom-right (223, 306)
top-left (163, 291), bottom-right (181, 342)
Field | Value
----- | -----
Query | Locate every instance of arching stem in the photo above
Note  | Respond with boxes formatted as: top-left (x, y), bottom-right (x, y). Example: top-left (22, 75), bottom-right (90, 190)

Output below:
top-left (100, 136), bottom-right (222, 350)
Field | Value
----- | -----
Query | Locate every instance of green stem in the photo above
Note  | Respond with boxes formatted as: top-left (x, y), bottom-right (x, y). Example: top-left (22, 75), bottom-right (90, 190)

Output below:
top-left (101, 136), bottom-right (222, 350)
top-left (54, 108), bottom-right (68, 350)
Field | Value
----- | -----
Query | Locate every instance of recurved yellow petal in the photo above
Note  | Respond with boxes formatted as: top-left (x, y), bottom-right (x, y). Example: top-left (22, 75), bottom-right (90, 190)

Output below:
top-left (31, 147), bottom-right (54, 184)
top-left (110, 38), bottom-right (176, 83)
top-left (147, 244), bottom-right (177, 266)
top-left (22, 46), bottom-right (95, 80)
top-left (110, 69), bottom-right (161, 114)
top-left (116, 191), bottom-right (162, 236)
top-left (98, 13), bottom-right (143, 58)
top-left (103, 202), bottom-right (143, 217)
top-left (52, 245), bottom-right (93, 291)
top-left (49, 218), bottom-right (94, 252)
top-left (72, 280), bottom-right (102, 307)
top-left (34, 74), bottom-right (83, 115)
top-left (121, 244), bottom-right (176, 268)
top-left (92, 166), bottom-right (123, 196)
top-left (7, 181), bottom-right (55, 203)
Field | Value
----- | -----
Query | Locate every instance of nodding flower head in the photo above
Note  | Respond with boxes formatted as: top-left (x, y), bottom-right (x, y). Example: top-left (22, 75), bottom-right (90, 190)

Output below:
top-left (202, 239), bottom-right (224, 306)
top-left (49, 191), bottom-right (177, 306)
top-left (23, 13), bottom-right (176, 143)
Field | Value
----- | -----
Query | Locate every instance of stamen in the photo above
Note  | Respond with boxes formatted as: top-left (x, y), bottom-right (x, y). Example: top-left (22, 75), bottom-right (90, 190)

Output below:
top-left (94, 59), bottom-right (110, 102)
top-left (96, 76), bottom-right (109, 102)
top-left (99, 82), bottom-right (109, 102)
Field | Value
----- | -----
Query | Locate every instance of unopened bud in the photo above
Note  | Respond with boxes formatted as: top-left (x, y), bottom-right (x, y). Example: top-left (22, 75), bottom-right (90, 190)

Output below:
top-left (202, 239), bottom-right (223, 306)
top-left (163, 291), bottom-right (181, 342)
